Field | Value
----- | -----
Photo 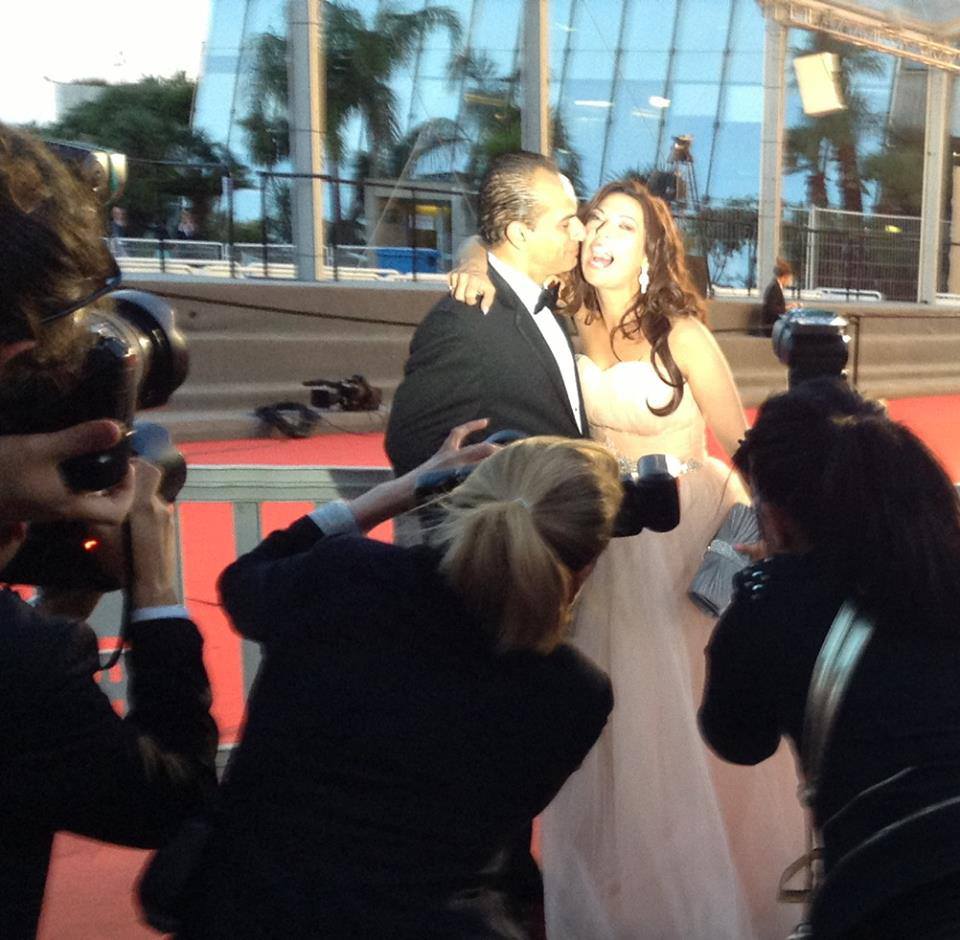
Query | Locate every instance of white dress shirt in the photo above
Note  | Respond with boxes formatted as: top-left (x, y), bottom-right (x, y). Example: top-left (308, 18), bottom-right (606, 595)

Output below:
top-left (487, 253), bottom-right (583, 433)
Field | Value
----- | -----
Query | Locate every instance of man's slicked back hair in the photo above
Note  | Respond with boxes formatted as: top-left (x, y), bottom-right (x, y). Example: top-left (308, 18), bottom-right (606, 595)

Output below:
top-left (477, 151), bottom-right (560, 247)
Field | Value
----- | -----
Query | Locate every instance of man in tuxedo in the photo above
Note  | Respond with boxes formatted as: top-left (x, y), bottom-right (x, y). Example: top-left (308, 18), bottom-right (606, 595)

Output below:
top-left (386, 151), bottom-right (587, 476)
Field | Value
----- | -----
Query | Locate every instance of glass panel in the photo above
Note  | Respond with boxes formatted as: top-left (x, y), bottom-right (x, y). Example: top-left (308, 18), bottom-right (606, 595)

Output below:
top-left (673, 51), bottom-right (725, 82)
top-left (670, 82), bottom-right (721, 119)
top-left (675, 0), bottom-right (732, 52)
top-left (782, 30), bottom-right (927, 301)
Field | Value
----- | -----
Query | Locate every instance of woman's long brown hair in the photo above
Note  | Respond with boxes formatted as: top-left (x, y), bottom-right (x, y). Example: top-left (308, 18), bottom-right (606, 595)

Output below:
top-left (572, 178), bottom-right (705, 416)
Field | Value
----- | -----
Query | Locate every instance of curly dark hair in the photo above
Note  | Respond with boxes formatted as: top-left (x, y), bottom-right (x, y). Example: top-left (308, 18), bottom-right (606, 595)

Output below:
top-left (735, 378), bottom-right (960, 635)
top-left (0, 123), bottom-right (112, 364)
top-left (571, 178), bottom-right (705, 416)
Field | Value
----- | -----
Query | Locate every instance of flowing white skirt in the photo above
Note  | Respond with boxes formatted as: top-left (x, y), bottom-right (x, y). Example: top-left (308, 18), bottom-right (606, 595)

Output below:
top-left (542, 461), bottom-right (806, 939)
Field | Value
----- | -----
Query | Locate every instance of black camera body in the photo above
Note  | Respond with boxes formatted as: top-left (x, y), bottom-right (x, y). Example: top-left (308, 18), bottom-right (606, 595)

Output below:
top-left (772, 308), bottom-right (850, 388)
top-left (2, 423), bottom-right (186, 591)
top-left (0, 290), bottom-right (189, 586)
top-left (614, 454), bottom-right (681, 537)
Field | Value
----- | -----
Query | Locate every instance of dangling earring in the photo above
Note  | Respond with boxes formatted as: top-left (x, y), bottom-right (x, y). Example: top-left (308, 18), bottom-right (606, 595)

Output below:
top-left (638, 264), bottom-right (650, 295)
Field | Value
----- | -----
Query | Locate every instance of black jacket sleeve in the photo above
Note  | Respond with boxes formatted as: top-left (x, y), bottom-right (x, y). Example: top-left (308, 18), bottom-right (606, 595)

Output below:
top-left (0, 593), bottom-right (218, 850)
top-left (385, 297), bottom-right (486, 475)
top-left (218, 515), bottom-right (406, 649)
top-left (698, 577), bottom-right (783, 765)
top-left (761, 279), bottom-right (786, 327)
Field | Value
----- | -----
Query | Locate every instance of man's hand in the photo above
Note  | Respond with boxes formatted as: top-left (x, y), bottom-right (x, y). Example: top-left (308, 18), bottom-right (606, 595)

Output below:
top-left (0, 421), bottom-right (135, 524)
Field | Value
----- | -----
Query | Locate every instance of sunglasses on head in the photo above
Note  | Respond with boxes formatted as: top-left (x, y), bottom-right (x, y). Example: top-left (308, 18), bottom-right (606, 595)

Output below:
top-left (38, 255), bottom-right (122, 326)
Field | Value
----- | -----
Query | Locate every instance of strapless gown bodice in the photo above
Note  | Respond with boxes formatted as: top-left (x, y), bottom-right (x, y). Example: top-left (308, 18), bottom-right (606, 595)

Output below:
top-left (543, 354), bottom-right (805, 940)
top-left (578, 355), bottom-right (708, 464)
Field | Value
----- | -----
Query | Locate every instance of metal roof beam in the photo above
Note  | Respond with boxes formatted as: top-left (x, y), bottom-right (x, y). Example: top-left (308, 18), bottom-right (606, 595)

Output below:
top-left (756, 0), bottom-right (960, 73)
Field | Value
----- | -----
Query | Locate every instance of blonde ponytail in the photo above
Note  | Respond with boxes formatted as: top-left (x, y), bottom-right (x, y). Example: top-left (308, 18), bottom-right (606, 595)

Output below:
top-left (434, 437), bottom-right (622, 653)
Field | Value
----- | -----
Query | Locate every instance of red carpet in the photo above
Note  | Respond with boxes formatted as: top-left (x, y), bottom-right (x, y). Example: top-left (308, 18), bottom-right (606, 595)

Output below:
top-left (38, 394), bottom-right (960, 938)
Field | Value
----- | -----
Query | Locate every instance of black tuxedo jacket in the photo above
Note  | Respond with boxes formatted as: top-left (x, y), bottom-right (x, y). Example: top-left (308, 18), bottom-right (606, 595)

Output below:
top-left (386, 267), bottom-right (588, 475)
top-left (179, 519), bottom-right (613, 938)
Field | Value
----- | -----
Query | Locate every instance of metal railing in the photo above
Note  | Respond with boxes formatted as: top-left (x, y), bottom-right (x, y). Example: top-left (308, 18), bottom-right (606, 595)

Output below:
top-left (109, 162), bottom-right (960, 299)
top-left (89, 464), bottom-right (393, 731)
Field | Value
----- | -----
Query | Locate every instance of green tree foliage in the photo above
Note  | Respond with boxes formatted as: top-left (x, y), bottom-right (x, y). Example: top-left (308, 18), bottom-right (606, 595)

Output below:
top-left (325, 2), bottom-right (461, 174)
top-left (239, 33), bottom-right (290, 168)
top-left (240, 4), bottom-right (461, 238)
top-left (861, 126), bottom-right (924, 215)
top-left (239, 32), bottom-right (293, 241)
top-left (42, 73), bottom-right (240, 236)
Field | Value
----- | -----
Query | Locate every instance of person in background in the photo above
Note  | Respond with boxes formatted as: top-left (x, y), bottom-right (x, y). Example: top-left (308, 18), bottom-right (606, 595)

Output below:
top-left (109, 205), bottom-right (128, 256)
top-left (759, 256), bottom-right (795, 336)
top-left (175, 209), bottom-right (198, 240)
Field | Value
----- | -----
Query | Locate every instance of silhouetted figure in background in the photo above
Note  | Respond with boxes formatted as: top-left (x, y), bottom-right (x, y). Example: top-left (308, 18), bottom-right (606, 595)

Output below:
top-left (759, 257), bottom-right (794, 336)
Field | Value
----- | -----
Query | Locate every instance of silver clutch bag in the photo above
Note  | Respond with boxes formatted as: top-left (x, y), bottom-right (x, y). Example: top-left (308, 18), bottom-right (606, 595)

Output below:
top-left (688, 503), bottom-right (759, 617)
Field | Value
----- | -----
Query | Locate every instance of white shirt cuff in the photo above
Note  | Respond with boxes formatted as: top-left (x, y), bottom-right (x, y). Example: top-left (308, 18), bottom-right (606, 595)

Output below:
top-left (308, 499), bottom-right (361, 536)
top-left (131, 604), bottom-right (190, 622)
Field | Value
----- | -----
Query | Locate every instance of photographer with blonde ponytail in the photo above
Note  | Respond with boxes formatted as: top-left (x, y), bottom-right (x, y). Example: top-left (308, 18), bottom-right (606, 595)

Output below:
top-left (177, 420), bottom-right (620, 940)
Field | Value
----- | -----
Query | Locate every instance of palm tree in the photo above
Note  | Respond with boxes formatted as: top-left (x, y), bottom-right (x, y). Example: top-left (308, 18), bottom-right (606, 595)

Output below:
top-left (239, 32), bottom-right (292, 240)
top-left (240, 4), bottom-right (462, 230)
top-left (323, 2), bottom-right (461, 180)
top-left (784, 34), bottom-right (885, 212)
top-left (450, 49), bottom-right (584, 194)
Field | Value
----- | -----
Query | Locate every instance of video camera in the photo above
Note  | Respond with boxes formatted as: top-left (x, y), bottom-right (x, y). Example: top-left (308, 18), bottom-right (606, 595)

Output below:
top-left (414, 431), bottom-right (680, 538)
top-left (772, 307), bottom-right (850, 388)
top-left (303, 374), bottom-right (382, 411)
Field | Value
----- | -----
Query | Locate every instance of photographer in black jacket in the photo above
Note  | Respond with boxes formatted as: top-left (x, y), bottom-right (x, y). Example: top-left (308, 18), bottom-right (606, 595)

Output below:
top-left (0, 123), bottom-right (217, 938)
top-left (700, 379), bottom-right (960, 938)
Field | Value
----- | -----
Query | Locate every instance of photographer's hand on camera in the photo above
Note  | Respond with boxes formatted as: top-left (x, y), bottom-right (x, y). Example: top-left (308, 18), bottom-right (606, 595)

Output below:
top-left (0, 420), bottom-right (134, 525)
top-left (33, 459), bottom-right (176, 621)
top-left (127, 459), bottom-right (178, 608)
top-left (218, 419), bottom-right (498, 644)
top-left (349, 418), bottom-right (498, 531)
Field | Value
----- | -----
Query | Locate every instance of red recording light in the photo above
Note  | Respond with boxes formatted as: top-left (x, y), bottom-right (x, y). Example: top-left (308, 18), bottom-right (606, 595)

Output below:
top-left (82, 538), bottom-right (100, 552)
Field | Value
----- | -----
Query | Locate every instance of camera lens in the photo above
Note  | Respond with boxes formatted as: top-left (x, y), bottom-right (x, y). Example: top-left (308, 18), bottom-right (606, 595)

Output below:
top-left (92, 290), bottom-right (189, 410)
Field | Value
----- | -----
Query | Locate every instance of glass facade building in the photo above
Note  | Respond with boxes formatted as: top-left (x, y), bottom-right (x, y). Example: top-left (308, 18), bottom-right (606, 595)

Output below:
top-left (191, 0), bottom-right (959, 296)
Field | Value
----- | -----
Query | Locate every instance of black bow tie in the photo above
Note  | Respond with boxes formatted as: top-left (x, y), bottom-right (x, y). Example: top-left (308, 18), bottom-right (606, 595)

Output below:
top-left (533, 281), bottom-right (560, 315)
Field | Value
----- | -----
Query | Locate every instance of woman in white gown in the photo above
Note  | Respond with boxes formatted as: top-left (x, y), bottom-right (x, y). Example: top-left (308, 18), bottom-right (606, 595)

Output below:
top-left (449, 177), bottom-right (805, 938)
top-left (540, 179), bottom-right (804, 939)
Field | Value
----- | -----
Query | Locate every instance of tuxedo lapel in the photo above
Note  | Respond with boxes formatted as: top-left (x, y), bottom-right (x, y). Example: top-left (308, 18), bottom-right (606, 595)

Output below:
top-left (487, 267), bottom-right (583, 434)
